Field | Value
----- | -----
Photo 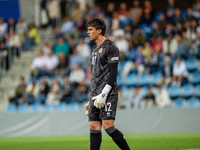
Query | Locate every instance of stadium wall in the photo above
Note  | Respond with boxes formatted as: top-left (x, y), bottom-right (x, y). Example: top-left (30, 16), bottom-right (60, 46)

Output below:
top-left (0, 108), bottom-right (200, 137)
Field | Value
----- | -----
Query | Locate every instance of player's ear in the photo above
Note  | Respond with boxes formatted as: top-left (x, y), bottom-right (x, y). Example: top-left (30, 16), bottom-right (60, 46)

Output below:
top-left (98, 29), bottom-right (102, 35)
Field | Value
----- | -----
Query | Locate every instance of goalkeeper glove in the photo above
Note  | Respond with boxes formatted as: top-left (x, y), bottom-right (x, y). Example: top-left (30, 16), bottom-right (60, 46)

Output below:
top-left (85, 101), bottom-right (89, 115)
top-left (92, 84), bottom-right (112, 109)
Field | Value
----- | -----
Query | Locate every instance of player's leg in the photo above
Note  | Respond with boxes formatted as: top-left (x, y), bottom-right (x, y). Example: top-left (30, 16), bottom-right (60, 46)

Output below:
top-left (103, 120), bottom-right (130, 150)
top-left (90, 121), bottom-right (102, 150)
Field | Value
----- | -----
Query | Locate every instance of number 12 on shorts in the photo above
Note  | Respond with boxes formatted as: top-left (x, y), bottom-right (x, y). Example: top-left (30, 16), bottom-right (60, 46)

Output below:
top-left (105, 102), bottom-right (111, 111)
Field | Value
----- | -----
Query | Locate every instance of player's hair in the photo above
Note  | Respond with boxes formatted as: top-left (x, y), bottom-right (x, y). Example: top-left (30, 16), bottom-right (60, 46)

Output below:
top-left (86, 18), bottom-right (106, 36)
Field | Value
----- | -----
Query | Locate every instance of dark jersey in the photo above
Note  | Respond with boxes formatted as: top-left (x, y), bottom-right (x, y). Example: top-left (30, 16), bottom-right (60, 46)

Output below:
top-left (90, 39), bottom-right (119, 98)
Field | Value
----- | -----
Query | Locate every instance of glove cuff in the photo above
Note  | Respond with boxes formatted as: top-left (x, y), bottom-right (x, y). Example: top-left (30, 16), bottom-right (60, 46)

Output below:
top-left (102, 84), bottom-right (112, 94)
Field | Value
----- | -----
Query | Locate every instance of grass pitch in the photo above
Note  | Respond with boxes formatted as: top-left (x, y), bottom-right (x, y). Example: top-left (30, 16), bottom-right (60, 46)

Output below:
top-left (0, 133), bottom-right (200, 150)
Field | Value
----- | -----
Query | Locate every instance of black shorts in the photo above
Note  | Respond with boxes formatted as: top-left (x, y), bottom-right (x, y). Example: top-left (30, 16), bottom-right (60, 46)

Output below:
top-left (88, 95), bottom-right (118, 121)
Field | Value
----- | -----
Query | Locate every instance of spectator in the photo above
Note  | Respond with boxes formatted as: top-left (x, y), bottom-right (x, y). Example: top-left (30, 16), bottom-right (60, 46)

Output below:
top-left (9, 76), bottom-right (26, 104)
top-left (143, 41), bottom-right (152, 57)
top-left (54, 36), bottom-right (70, 57)
top-left (40, 0), bottom-right (49, 29)
top-left (69, 64), bottom-right (85, 84)
top-left (186, 19), bottom-right (198, 40)
top-left (73, 80), bottom-right (89, 103)
top-left (156, 86), bottom-right (171, 108)
top-left (113, 29), bottom-right (129, 61)
top-left (31, 50), bottom-right (46, 78)
top-left (8, 31), bottom-right (21, 58)
top-left (7, 17), bottom-right (16, 35)
top-left (172, 8), bottom-right (183, 25)
top-left (27, 23), bottom-right (40, 46)
top-left (185, 7), bottom-right (196, 22)
top-left (0, 42), bottom-right (9, 70)
top-left (189, 41), bottom-right (198, 58)
top-left (85, 65), bottom-right (91, 85)
top-left (44, 51), bottom-right (59, 77)
top-left (180, 31), bottom-right (192, 51)
top-left (122, 45), bottom-right (145, 78)
top-left (41, 43), bottom-right (51, 56)
top-left (164, 23), bottom-right (175, 37)
top-left (54, 52), bottom-right (68, 76)
top-left (129, 0), bottom-right (143, 24)
top-left (93, 4), bottom-right (105, 18)
top-left (35, 77), bottom-right (49, 104)
top-left (16, 18), bottom-right (28, 46)
top-left (70, 3), bottom-right (83, 21)
top-left (69, 47), bottom-right (85, 70)
top-left (133, 27), bottom-right (146, 45)
top-left (20, 80), bottom-right (39, 104)
top-left (0, 18), bottom-right (7, 42)
top-left (60, 16), bottom-right (74, 35)
top-left (150, 21), bottom-right (162, 39)
top-left (46, 79), bottom-right (61, 106)
top-left (48, 0), bottom-right (60, 28)
top-left (159, 14), bottom-right (168, 31)
top-left (140, 87), bottom-right (156, 109)
top-left (117, 89), bottom-right (127, 109)
top-left (143, 0), bottom-right (154, 19)
top-left (144, 47), bottom-right (160, 73)
top-left (105, 2), bottom-right (115, 19)
top-left (76, 37), bottom-right (90, 60)
top-left (158, 56), bottom-right (173, 86)
top-left (172, 57), bottom-right (188, 85)
top-left (162, 34), bottom-right (177, 56)
top-left (74, 15), bottom-right (87, 34)
top-left (174, 22), bottom-right (183, 36)
top-left (53, 27), bottom-right (64, 43)
top-left (60, 0), bottom-right (68, 20)
top-left (151, 36), bottom-right (163, 53)
top-left (166, 0), bottom-right (177, 22)
top-left (130, 86), bottom-right (143, 109)
top-left (60, 76), bottom-right (72, 103)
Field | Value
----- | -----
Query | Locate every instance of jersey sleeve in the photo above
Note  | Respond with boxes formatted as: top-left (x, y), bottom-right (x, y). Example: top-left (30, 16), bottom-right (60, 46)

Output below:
top-left (107, 44), bottom-right (119, 64)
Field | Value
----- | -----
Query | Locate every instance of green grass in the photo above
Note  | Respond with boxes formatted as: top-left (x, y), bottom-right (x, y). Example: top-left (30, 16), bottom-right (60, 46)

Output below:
top-left (0, 133), bottom-right (200, 150)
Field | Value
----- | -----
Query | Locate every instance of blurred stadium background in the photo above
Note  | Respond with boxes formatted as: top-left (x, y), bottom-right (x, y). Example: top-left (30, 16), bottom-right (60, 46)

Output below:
top-left (0, 0), bottom-right (200, 149)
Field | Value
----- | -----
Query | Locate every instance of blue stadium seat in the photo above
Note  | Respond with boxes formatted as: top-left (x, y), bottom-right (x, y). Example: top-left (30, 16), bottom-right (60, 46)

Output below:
top-left (6, 104), bottom-right (16, 113)
top-left (117, 75), bottom-right (123, 87)
top-left (174, 98), bottom-right (186, 108)
top-left (194, 84), bottom-right (200, 98)
top-left (56, 102), bottom-right (67, 112)
top-left (187, 59), bottom-right (198, 72)
top-left (138, 73), bottom-right (150, 86)
top-left (44, 104), bottom-right (54, 112)
top-left (181, 10), bottom-right (188, 19)
top-left (32, 103), bottom-right (42, 112)
top-left (18, 104), bottom-right (29, 113)
top-left (181, 84), bottom-right (194, 98)
top-left (188, 98), bottom-right (199, 108)
top-left (151, 72), bottom-right (162, 85)
top-left (69, 102), bottom-right (80, 111)
top-left (190, 72), bottom-right (200, 85)
top-left (123, 73), bottom-right (137, 86)
top-left (169, 85), bottom-right (181, 99)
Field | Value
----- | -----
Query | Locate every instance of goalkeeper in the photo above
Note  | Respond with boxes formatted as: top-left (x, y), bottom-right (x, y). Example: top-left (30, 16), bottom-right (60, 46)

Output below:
top-left (85, 18), bottom-right (130, 150)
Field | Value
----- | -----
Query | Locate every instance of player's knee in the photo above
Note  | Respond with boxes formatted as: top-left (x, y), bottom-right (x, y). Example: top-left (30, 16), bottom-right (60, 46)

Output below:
top-left (102, 120), bottom-right (114, 129)
top-left (90, 121), bottom-right (102, 130)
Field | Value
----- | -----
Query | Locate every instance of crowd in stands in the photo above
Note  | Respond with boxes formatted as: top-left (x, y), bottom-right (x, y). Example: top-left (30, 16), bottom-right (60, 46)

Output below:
top-left (6, 0), bottom-right (200, 111)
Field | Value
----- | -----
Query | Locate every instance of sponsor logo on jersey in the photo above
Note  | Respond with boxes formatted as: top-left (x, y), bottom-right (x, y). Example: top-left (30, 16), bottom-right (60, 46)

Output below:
top-left (99, 48), bottom-right (103, 53)
top-left (111, 57), bottom-right (119, 61)
top-left (106, 112), bottom-right (111, 116)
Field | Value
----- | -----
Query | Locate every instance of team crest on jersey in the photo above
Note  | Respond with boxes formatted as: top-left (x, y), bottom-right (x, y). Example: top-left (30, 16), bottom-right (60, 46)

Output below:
top-left (99, 48), bottom-right (103, 53)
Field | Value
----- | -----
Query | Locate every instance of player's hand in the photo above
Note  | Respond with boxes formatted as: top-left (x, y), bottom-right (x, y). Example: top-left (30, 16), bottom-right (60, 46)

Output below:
top-left (85, 101), bottom-right (89, 115)
top-left (92, 84), bottom-right (112, 109)
top-left (92, 92), bottom-right (108, 109)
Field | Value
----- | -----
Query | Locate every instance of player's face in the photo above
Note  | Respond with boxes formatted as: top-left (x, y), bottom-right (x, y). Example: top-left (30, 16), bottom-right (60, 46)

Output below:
top-left (87, 26), bottom-right (100, 41)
